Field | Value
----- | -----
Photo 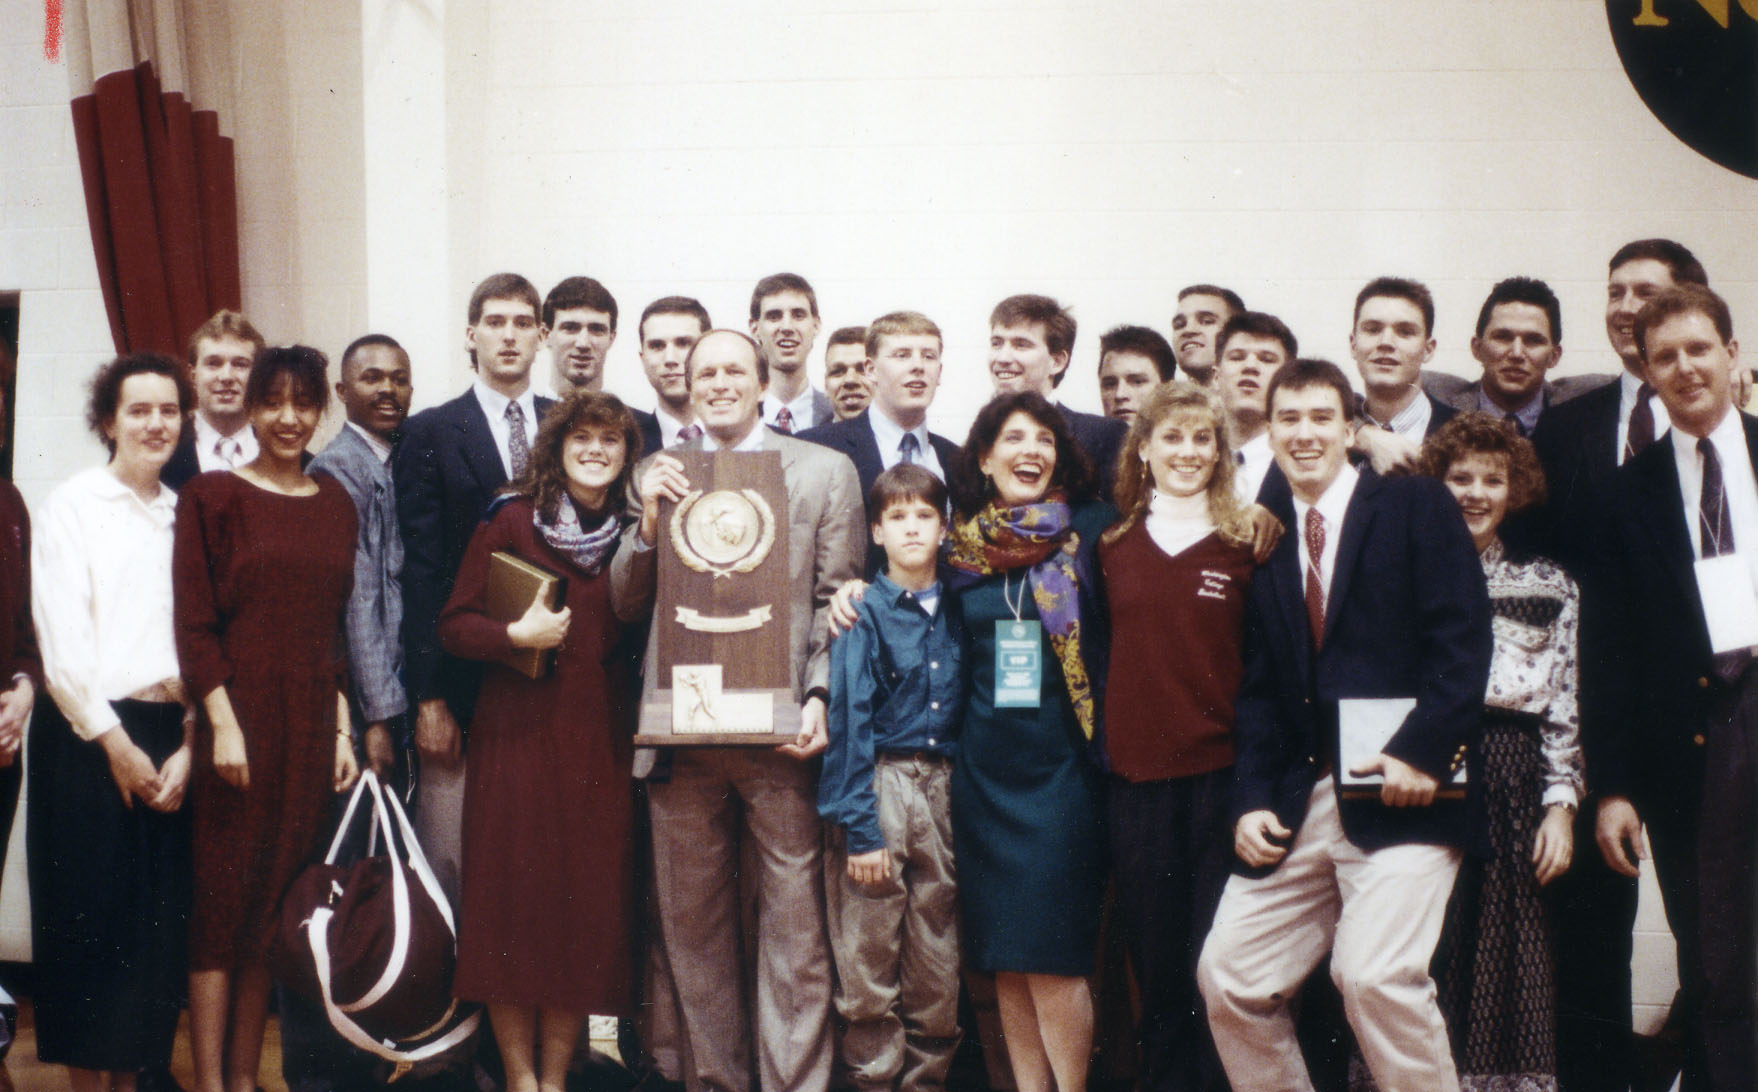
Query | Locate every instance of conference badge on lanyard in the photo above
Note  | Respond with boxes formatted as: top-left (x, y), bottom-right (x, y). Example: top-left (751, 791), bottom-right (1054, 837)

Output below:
top-left (994, 620), bottom-right (1042, 708)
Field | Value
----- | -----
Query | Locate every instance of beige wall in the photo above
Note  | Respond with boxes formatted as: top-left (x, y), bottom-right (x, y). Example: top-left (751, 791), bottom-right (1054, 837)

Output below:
top-left (1, 0), bottom-right (1747, 1026)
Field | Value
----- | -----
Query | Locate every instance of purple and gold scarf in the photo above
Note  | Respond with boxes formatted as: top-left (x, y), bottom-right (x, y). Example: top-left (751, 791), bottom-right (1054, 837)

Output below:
top-left (947, 491), bottom-right (1094, 739)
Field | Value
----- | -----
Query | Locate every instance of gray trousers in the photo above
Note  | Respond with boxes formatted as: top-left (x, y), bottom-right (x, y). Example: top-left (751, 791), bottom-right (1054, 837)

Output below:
top-left (649, 748), bottom-right (834, 1092)
top-left (824, 755), bottom-right (962, 1092)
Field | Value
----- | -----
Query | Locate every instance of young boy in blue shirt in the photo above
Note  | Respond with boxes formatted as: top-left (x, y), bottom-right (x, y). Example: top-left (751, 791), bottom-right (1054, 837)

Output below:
top-left (818, 463), bottom-right (964, 1092)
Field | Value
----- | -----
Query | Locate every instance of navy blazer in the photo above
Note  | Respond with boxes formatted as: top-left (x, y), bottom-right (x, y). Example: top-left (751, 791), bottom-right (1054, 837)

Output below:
top-left (1529, 380), bottom-right (1625, 573)
top-left (1060, 405), bottom-right (1127, 502)
top-left (393, 387), bottom-right (553, 719)
top-left (797, 409), bottom-right (961, 574)
top-left (1232, 471), bottom-right (1491, 866)
top-left (633, 408), bottom-right (664, 462)
top-left (1591, 415), bottom-right (1758, 815)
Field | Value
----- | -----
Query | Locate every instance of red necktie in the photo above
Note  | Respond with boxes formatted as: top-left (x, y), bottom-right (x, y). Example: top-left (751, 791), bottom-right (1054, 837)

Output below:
top-left (774, 406), bottom-right (795, 434)
top-left (1305, 508), bottom-right (1326, 650)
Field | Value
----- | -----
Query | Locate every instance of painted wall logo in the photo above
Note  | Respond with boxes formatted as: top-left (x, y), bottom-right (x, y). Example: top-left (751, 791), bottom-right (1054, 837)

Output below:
top-left (1608, 1), bottom-right (1758, 178)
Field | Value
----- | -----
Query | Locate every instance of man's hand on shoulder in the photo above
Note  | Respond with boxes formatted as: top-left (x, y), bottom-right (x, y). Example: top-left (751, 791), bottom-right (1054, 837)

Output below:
top-left (1353, 424), bottom-right (1419, 476)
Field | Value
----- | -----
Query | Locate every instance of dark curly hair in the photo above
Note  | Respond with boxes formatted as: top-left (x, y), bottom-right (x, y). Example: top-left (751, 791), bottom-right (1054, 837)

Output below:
top-left (244, 345), bottom-right (330, 410)
top-left (87, 352), bottom-right (195, 456)
top-left (504, 388), bottom-right (642, 522)
top-left (1417, 411), bottom-right (1547, 514)
top-left (950, 390), bottom-right (1094, 517)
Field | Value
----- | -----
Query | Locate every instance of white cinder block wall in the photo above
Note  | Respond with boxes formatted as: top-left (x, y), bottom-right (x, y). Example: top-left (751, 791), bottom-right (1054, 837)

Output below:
top-left (3, 0), bottom-right (1747, 1029)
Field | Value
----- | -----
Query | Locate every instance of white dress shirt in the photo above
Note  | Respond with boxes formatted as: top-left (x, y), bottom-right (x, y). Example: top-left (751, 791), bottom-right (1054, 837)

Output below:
top-left (1671, 410), bottom-right (1758, 593)
top-left (1618, 369), bottom-right (1671, 464)
top-left (656, 405), bottom-right (696, 448)
top-left (472, 379), bottom-right (540, 478)
top-left (868, 407), bottom-right (945, 482)
top-left (192, 413), bottom-right (258, 473)
top-left (1233, 432), bottom-right (1273, 505)
top-left (1292, 463), bottom-right (1361, 598)
top-left (32, 467), bottom-right (181, 741)
top-left (702, 423), bottom-right (769, 454)
top-left (762, 387), bottom-right (817, 431)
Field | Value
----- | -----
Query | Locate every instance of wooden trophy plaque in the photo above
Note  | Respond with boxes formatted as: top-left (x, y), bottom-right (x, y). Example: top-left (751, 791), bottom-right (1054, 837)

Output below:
top-left (633, 449), bottom-right (801, 746)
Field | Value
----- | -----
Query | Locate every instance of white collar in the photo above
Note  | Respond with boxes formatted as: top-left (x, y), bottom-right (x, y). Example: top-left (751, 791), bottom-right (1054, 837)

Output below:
top-left (345, 420), bottom-right (394, 463)
top-left (1293, 462), bottom-right (1360, 529)
top-left (192, 412), bottom-right (250, 449)
top-left (91, 464), bottom-right (177, 523)
top-left (1670, 404), bottom-right (1744, 464)
top-left (472, 377), bottom-right (537, 422)
top-left (702, 422), bottom-right (768, 453)
top-left (868, 404), bottom-right (929, 454)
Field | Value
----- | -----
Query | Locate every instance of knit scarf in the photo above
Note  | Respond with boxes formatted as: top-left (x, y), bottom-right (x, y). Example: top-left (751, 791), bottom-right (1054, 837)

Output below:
top-left (533, 496), bottom-right (622, 576)
top-left (946, 491), bottom-right (1094, 739)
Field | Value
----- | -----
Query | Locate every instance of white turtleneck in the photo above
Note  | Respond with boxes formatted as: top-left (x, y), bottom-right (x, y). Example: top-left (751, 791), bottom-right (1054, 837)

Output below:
top-left (1145, 487), bottom-right (1215, 557)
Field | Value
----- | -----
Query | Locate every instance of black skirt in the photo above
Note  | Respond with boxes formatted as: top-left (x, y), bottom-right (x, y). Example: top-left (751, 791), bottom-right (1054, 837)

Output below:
top-left (27, 697), bottom-right (191, 1070)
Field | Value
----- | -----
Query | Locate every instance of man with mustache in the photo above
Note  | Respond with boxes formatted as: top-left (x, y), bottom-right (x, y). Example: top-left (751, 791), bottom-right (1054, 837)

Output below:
top-left (751, 272), bottom-right (832, 433)
top-left (161, 309), bottom-right (265, 489)
top-left (543, 275), bottom-right (619, 397)
top-left (1171, 284), bottom-right (1245, 385)
top-left (283, 333), bottom-right (415, 1091)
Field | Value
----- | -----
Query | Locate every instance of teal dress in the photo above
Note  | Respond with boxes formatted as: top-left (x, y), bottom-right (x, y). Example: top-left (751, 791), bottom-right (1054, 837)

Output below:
top-left (951, 502), bottom-right (1110, 975)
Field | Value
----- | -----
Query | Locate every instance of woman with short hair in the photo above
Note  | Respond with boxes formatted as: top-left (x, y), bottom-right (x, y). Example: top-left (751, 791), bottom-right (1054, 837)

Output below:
top-left (30, 352), bottom-right (194, 1092)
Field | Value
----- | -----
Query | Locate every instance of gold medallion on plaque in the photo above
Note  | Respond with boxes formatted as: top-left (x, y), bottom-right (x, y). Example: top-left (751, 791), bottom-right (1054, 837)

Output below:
top-left (671, 489), bottom-right (776, 578)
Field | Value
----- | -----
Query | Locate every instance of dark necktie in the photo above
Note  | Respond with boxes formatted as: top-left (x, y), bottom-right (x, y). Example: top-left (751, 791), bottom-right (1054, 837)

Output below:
top-left (1625, 383), bottom-right (1656, 463)
top-left (1699, 438), bottom-right (1750, 682)
top-left (1305, 508), bottom-right (1327, 650)
top-left (899, 432), bottom-right (920, 465)
top-left (1503, 412), bottom-right (1526, 438)
top-left (677, 423), bottom-right (703, 443)
top-left (773, 406), bottom-right (795, 434)
top-left (505, 401), bottom-right (530, 478)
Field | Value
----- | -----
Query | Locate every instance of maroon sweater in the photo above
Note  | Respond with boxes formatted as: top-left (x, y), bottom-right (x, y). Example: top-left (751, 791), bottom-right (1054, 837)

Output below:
top-left (1099, 520), bottom-right (1254, 782)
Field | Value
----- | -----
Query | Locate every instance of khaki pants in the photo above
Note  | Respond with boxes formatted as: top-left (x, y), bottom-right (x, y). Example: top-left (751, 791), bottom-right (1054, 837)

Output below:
top-left (1196, 777), bottom-right (1461, 1092)
top-left (824, 755), bottom-right (962, 1092)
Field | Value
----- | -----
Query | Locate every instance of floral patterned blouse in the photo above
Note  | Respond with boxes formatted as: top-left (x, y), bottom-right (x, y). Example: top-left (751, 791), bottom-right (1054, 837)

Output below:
top-left (1480, 538), bottom-right (1586, 808)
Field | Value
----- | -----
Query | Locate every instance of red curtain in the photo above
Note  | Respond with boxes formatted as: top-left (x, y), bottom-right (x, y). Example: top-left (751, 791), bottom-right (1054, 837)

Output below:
top-left (71, 59), bottom-right (240, 356)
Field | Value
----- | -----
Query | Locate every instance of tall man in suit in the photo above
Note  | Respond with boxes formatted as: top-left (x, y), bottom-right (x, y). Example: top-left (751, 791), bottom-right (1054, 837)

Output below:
top-left (162, 309), bottom-right (265, 489)
top-left (1599, 284), bottom-right (1754, 1092)
top-left (823, 325), bottom-right (874, 422)
top-left (1529, 239), bottom-right (1709, 1092)
top-left (1170, 284), bottom-right (1245, 385)
top-left (1097, 324), bottom-right (1177, 423)
top-left (1423, 277), bottom-right (1610, 423)
top-left (1349, 277), bottom-right (1459, 475)
top-left (800, 311), bottom-right (961, 573)
top-left (611, 329), bottom-right (863, 1092)
top-left (988, 293), bottom-right (1127, 499)
top-left (751, 272), bottom-right (832, 432)
top-left (635, 295), bottom-right (711, 456)
top-left (1197, 358), bottom-right (1491, 1092)
top-left (394, 272), bottom-right (552, 902)
top-left (286, 333), bottom-right (414, 1092)
top-left (542, 275), bottom-right (618, 397)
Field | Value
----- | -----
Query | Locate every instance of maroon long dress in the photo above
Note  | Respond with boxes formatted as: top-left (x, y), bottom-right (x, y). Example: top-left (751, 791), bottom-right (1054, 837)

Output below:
top-left (439, 497), bottom-right (636, 1013)
top-left (174, 471), bottom-right (356, 970)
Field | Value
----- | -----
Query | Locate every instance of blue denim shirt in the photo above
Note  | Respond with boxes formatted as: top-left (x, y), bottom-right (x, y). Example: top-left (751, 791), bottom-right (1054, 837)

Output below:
top-left (817, 571), bottom-right (964, 854)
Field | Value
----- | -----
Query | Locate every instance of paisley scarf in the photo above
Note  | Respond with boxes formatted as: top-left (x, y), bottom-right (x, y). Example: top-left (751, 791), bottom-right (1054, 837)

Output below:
top-left (946, 491), bottom-right (1095, 739)
top-left (534, 496), bottom-right (623, 576)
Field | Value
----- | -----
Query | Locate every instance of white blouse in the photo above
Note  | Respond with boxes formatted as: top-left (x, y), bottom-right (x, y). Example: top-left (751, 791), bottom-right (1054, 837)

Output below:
top-left (32, 467), bottom-right (181, 741)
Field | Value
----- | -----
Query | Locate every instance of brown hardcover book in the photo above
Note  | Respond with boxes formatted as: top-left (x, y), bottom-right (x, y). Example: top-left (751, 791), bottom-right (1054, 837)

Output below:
top-left (485, 551), bottom-right (567, 680)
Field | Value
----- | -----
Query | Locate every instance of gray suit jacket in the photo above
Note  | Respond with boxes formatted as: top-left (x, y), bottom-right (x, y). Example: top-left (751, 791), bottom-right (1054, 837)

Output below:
top-left (1422, 371), bottom-right (1616, 414)
top-left (610, 429), bottom-right (865, 776)
top-left (310, 425), bottom-right (408, 725)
